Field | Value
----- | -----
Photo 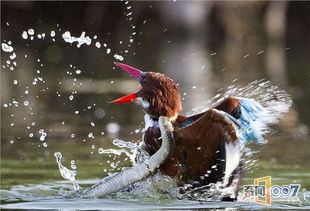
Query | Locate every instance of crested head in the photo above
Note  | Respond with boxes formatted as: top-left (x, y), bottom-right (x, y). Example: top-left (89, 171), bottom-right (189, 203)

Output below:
top-left (111, 63), bottom-right (182, 120)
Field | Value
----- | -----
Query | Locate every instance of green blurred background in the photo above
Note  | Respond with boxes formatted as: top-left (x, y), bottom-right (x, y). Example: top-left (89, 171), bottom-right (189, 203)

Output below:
top-left (1, 1), bottom-right (310, 192)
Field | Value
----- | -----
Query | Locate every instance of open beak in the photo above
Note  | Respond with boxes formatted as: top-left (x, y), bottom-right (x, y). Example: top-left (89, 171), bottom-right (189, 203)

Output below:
top-left (110, 62), bottom-right (144, 104)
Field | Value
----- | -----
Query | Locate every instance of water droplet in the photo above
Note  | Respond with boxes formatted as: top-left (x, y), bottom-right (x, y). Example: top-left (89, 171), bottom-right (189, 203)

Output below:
top-left (88, 132), bottom-right (94, 138)
top-left (114, 54), bottom-right (124, 61)
top-left (22, 31), bottom-right (28, 39)
top-left (2, 43), bottom-right (13, 52)
top-left (39, 129), bottom-right (47, 141)
top-left (98, 148), bottom-right (104, 154)
top-left (95, 42), bottom-right (101, 48)
top-left (28, 28), bottom-right (34, 35)
top-left (12, 100), bottom-right (19, 106)
top-left (71, 160), bottom-right (77, 169)
top-left (50, 30), bottom-right (56, 37)
top-left (106, 122), bottom-right (120, 134)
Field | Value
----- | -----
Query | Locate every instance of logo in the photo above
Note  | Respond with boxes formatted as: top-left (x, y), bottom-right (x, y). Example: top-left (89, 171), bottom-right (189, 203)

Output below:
top-left (242, 176), bottom-right (301, 205)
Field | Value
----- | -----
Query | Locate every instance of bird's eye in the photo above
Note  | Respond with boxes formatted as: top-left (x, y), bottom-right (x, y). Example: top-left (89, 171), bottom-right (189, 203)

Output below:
top-left (140, 75), bottom-right (146, 83)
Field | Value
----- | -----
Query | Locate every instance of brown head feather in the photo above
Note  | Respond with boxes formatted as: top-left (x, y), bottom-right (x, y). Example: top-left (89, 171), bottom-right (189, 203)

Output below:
top-left (137, 72), bottom-right (182, 118)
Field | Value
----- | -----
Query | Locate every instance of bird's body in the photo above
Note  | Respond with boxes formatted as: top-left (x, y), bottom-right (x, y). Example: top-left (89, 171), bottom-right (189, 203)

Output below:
top-left (110, 62), bottom-right (290, 200)
top-left (141, 97), bottom-right (241, 184)
top-left (138, 97), bottom-right (246, 201)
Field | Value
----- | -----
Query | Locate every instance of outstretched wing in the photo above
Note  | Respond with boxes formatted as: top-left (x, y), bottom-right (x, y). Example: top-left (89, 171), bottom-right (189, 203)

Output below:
top-left (180, 96), bottom-right (274, 144)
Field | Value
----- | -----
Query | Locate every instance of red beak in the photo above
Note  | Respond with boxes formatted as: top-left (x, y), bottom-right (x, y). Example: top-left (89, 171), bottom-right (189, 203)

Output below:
top-left (110, 62), bottom-right (144, 104)
top-left (110, 92), bottom-right (138, 104)
top-left (114, 62), bottom-right (143, 80)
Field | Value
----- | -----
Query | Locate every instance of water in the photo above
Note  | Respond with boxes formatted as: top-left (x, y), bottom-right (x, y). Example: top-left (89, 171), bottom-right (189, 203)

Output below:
top-left (54, 152), bottom-right (80, 191)
top-left (1, 131), bottom-right (310, 209)
top-left (1, 1), bottom-right (310, 210)
top-left (2, 198), bottom-right (309, 210)
top-left (2, 106), bottom-right (309, 209)
top-left (1, 181), bottom-right (309, 210)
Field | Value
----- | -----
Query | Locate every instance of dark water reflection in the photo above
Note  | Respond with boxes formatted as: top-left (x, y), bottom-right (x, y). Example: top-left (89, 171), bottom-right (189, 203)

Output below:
top-left (1, 1), bottom-right (310, 208)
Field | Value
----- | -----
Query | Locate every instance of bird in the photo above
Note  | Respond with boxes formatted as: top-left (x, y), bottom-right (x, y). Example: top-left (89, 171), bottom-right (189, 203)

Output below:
top-left (111, 62), bottom-right (288, 200)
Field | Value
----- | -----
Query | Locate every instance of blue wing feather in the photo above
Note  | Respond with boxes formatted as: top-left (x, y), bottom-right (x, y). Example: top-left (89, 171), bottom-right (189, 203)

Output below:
top-left (236, 97), bottom-right (267, 144)
top-left (215, 98), bottom-right (269, 144)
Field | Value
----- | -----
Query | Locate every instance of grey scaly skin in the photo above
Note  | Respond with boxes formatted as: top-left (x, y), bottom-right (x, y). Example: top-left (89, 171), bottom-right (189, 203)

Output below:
top-left (82, 116), bottom-right (174, 197)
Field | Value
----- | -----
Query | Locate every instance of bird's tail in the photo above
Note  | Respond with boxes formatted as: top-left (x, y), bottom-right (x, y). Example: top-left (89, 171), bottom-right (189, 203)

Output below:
top-left (236, 92), bottom-right (291, 144)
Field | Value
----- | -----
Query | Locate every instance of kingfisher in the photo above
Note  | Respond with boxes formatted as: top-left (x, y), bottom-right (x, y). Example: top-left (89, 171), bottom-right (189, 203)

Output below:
top-left (110, 62), bottom-right (286, 200)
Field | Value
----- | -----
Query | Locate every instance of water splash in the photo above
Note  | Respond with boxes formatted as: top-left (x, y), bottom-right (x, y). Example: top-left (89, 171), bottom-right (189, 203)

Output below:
top-left (98, 138), bottom-right (150, 165)
top-left (54, 152), bottom-right (80, 191)
top-left (188, 79), bottom-right (292, 141)
top-left (62, 31), bottom-right (92, 48)
top-left (190, 79), bottom-right (291, 116)
top-left (179, 183), bottom-right (237, 201)
top-left (114, 171), bottom-right (179, 200)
